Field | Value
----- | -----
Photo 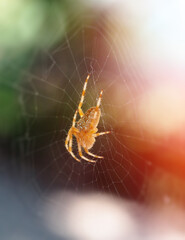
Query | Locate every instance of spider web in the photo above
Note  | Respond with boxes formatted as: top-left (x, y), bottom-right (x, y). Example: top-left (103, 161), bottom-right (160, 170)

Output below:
top-left (10, 11), bottom-right (156, 204)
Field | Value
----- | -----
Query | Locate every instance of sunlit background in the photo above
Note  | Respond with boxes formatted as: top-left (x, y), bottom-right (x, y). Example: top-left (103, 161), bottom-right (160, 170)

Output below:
top-left (1, 0), bottom-right (185, 239)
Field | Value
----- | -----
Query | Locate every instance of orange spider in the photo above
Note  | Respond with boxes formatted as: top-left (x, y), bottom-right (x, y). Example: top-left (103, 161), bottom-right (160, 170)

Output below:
top-left (65, 75), bottom-right (110, 163)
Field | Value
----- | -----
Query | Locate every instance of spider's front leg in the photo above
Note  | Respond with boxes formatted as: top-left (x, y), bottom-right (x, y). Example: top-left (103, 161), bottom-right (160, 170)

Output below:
top-left (65, 127), bottom-right (81, 162)
top-left (65, 109), bottom-right (78, 154)
top-left (78, 75), bottom-right (90, 117)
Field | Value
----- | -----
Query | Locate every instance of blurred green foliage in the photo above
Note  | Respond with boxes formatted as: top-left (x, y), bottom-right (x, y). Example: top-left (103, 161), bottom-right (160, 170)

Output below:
top-left (0, 0), bottom-right (67, 52)
top-left (0, 0), bottom-right (82, 137)
top-left (0, 87), bottom-right (20, 136)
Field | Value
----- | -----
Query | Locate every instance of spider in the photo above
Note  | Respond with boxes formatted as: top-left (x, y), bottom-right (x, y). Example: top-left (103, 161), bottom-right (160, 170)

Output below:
top-left (65, 75), bottom-right (110, 163)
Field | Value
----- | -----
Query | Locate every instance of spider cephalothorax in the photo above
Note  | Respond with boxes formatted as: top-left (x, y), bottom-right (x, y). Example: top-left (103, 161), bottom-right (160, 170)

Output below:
top-left (65, 75), bottom-right (110, 162)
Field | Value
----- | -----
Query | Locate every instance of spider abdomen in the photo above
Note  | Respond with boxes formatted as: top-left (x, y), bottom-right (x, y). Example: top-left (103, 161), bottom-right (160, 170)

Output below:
top-left (77, 107), bottom-right (100, 131)
top-left (78, 133), bottom-right (95, 149)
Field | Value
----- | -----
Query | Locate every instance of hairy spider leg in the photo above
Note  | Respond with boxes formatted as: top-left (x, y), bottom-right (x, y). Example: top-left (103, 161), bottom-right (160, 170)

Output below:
top-left (65, 110), bottom-right (77, 151)
top-left (69, 134), bottom-right (81, 162)
top-left (93, 89), bottom-right (103, 121)
top-left (97, 89), bottom-right (103, 108)
top-left (95, 91), bottom-right (111, 136)
top-left (65, 130), bottom-right (71, 151)
top-left (84, 147), bottom-right (103, 159)
top-left (65, 110), bottom-right (81, 162)
top-left (78, 74), bottom-right (90, 117)
top-left (78, 143), bottom-right (96, 163)
top-left (72, 110), bottom-right (78, 127)
top-left (93, 131), bottom-right (111, 137)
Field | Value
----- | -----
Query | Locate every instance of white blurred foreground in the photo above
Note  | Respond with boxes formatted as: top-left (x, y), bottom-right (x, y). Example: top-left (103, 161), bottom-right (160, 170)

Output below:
top-left (42, 191), bottom-right (185, 240)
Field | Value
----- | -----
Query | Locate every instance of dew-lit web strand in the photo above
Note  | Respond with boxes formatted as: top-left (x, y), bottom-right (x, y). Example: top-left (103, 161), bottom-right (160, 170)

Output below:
top-left (104, 15), bottom-right (143, 84)
top-left (63, 36), bottom-right (139, 191)
top-left (10, 62), bottom-right (82, 188)
top-left (89, 21), bottom-right (151, 156)
top-left (13, 21), bottom-right (156, 196)
top-left (63, 31), bottom-right (96, 109)
top-left (9, 26), bottom-right (110, 120)
top-left (42, 145), bottom-right (66, 192)
top-left (29, 112), bottom-right (101, 191)
top-left (81, 27), bottom-right (107, 191)
top-left (103, 17), bottom-right (148, 143)
top-left (82, 29), bottom-right (120, 190)
top-left (1, 14), bottom-right (139, 197)
top-left (95, 16), bottom-right (145, 137)
top-left (43, 51), bottom-right (75, 153)
top-left (82, 27), bottom-right (134, 196)
top-left (7, 70), bottom-right (77, 108)
top-left (20, 124), bottom-right (152, 193)
top-left (8, 59), bottom-right (88, 152)
top-left (65, 33), bottom-right (102, 163)
top-left (46, 37), bottom-right (98, 111)
top-left (30, 151), bottom-right (68, 186)
top-left (18, 20), bottom-right (142, 127)
top-left (18, 33), bottom-right (165, 201)
top-left (84, 25), bottom-right (131, 195)
top-left (24, 58), bottom-right (133, 152)
top-left (65, 34), bottom-right (82, 83)
top-left (99, 124), bottom-right (133, 197)
top-left (83, 25), bottom-right (114, 88)
top-left (84, 23), bottom-right (152, 195)
top-left (44, 51), bottom-right (83, 102)
top-left (82, 26), bottom-right (88, 73)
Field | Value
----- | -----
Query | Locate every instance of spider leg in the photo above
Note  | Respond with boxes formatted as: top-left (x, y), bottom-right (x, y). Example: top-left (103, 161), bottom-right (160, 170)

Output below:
top-left (78, 143), bottom-right (96, 163)
top-left (65, 110), bottom-right (77, 152)
top-left (96, 89), bottom-right (103, 108)
top-left (68, 136), bottom-right (81, 162)
top-left (93, 89), bottom-right (103, 120)
top-left (65, 127), bottom-right (81, 162)
top-left (65, 131), bottom-right (70, 151)
top-left (72, 110), bottom-right (78, 127)
top-left (93, 131), bottom-right (111, 137)
top-left (84, 148), bottom-right (103, 159)
top-left (78, 74), bottom-right (90, 117)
